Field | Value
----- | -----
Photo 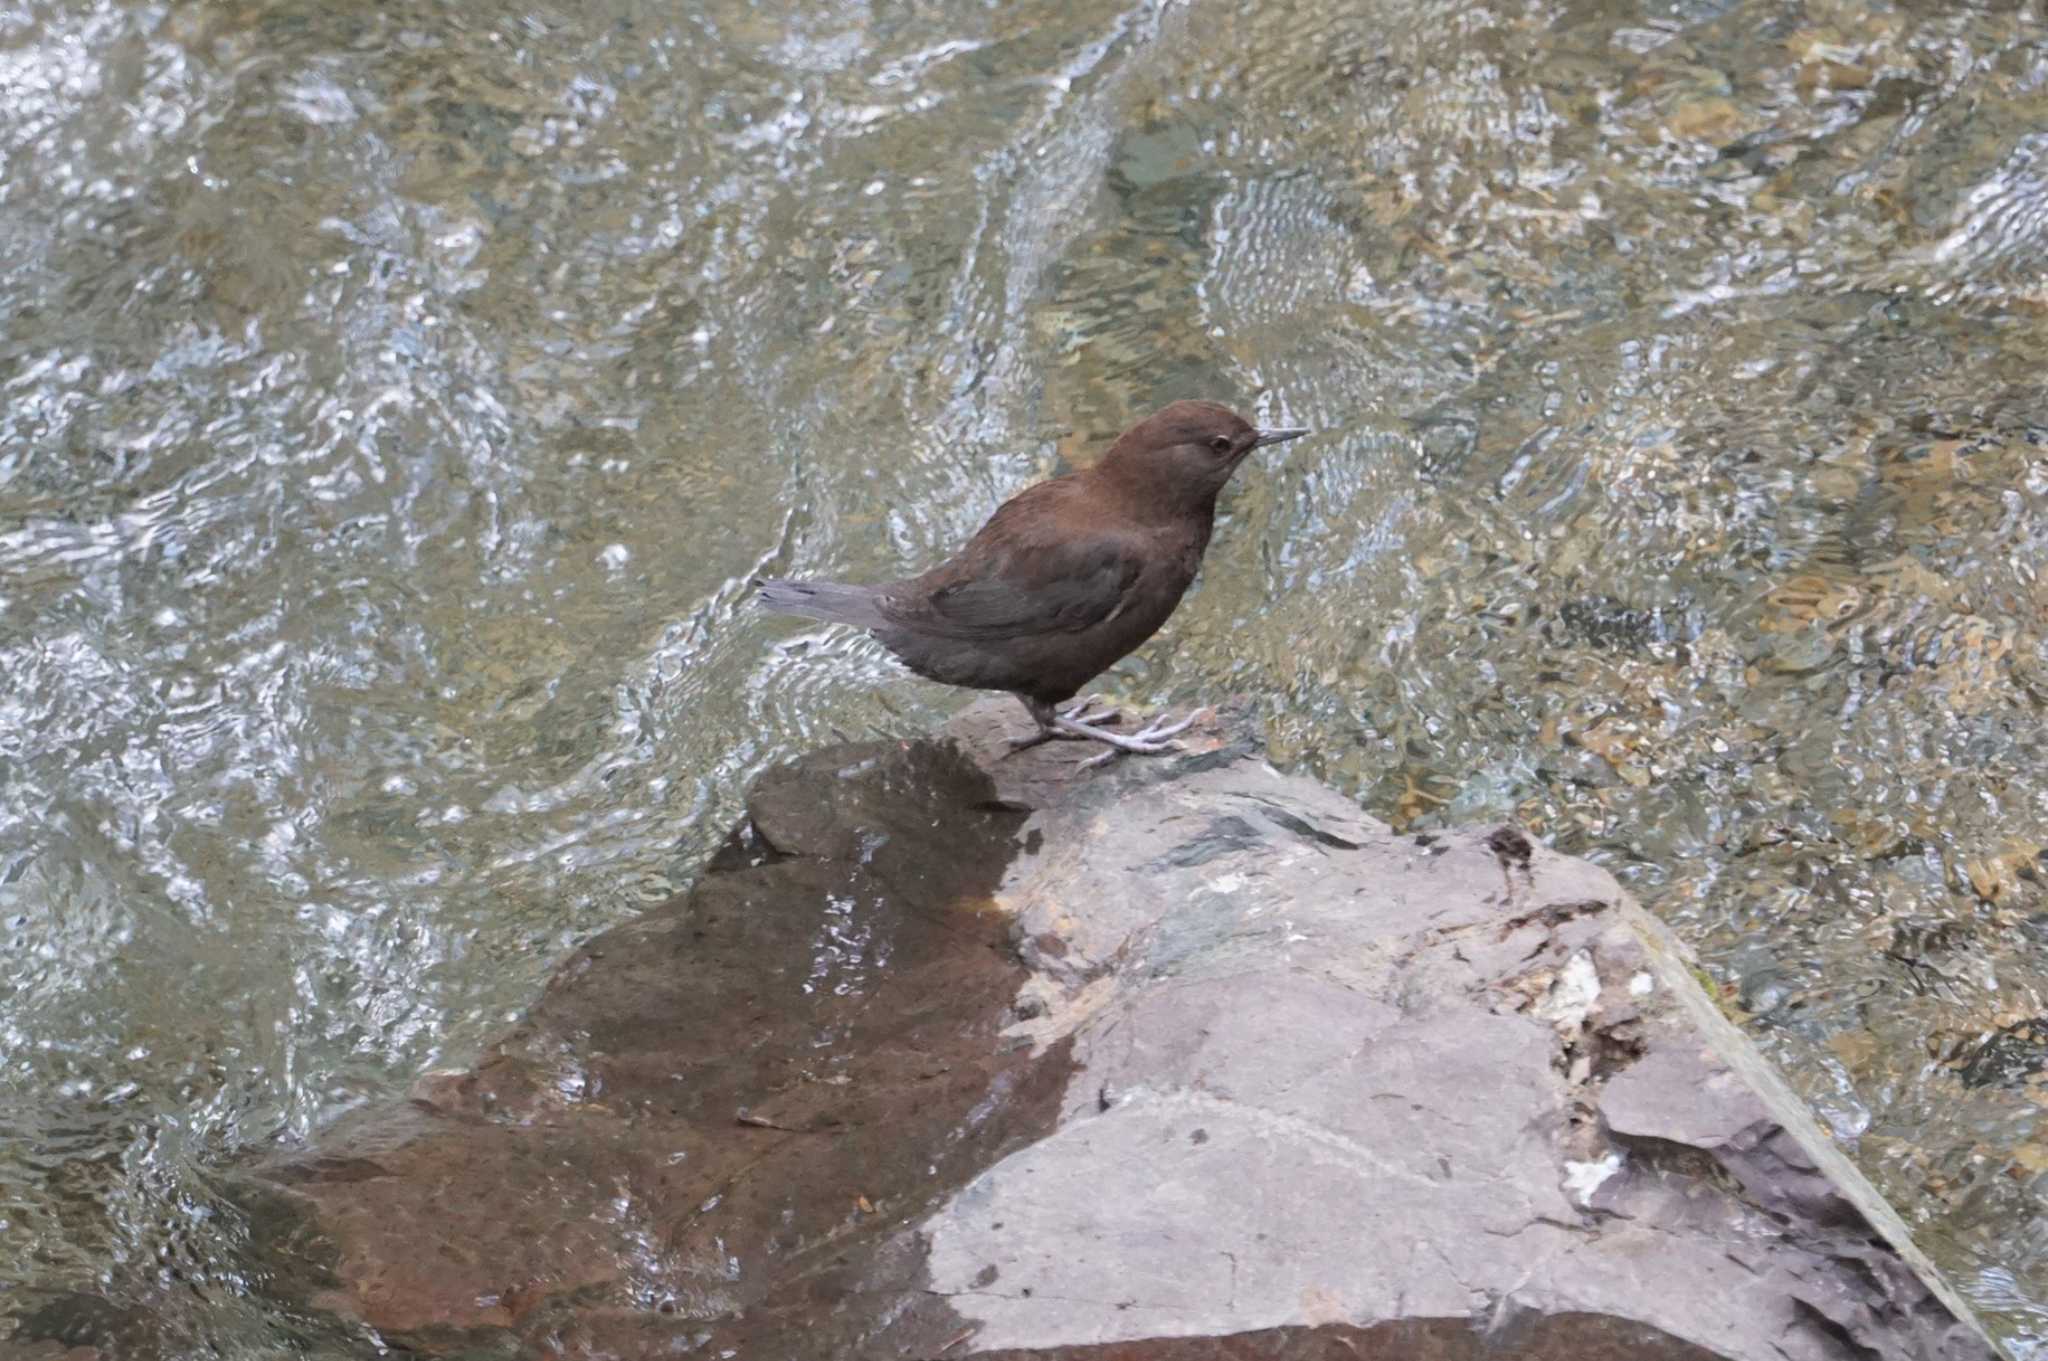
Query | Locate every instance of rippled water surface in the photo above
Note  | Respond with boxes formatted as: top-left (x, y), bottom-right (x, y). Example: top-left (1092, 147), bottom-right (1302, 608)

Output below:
top-left (5, 0), bottom-right (2048, 1352)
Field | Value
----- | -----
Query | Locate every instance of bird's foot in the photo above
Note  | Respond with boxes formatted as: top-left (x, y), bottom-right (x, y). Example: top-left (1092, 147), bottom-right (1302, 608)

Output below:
top-left (1061, 709), bottom-right (1205, 769)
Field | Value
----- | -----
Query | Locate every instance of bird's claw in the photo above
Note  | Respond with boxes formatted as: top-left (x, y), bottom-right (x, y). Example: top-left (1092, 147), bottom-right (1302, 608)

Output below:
top-left (1060, 708), bottom-right (1207, 767)
top-left (1059, 696), bottom-right (1123, 728)
top-left (1079, 737), bottom-right (1183, 769)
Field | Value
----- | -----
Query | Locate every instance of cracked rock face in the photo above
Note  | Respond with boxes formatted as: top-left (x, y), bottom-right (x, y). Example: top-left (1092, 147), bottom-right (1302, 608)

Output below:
top-left (228, 699), bottom-right (1999, 1361)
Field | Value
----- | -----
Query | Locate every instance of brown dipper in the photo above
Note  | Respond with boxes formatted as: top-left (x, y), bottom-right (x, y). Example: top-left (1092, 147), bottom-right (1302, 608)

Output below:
top-left (757, 400), bottom-right (1311, 763)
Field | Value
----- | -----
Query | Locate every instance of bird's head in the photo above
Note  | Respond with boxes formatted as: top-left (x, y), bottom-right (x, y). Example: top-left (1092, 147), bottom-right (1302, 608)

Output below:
top-left (1096, 400), bottom-right (1310, 512)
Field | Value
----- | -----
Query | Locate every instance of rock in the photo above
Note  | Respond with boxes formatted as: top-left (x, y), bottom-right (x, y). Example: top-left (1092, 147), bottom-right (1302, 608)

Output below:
top-left (231, 698), bottom-right (2002, 1360)
top-left (2, 1291), bottom-right (162, 1361)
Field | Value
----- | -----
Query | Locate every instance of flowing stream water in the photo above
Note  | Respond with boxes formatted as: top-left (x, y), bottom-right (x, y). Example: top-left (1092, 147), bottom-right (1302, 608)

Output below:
top-left (5, 0), bottom-right (2048, 1353)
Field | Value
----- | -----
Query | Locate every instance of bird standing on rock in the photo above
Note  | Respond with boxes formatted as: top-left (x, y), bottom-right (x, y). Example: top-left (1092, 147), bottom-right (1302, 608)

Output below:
top-left (757, 401), bottom-right (1311, 765)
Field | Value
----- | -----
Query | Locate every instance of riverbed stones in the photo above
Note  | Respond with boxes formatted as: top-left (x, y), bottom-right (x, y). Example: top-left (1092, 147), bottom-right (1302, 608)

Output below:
top-left (233, 698), bottom-right (2002, 1360)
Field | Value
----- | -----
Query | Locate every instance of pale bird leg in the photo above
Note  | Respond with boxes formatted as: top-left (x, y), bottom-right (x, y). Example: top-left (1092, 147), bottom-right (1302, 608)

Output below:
top-left (1008, 695), bottom-right (1124, 751)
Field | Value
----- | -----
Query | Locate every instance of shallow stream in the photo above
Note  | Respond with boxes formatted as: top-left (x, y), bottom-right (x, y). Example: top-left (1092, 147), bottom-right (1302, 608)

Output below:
top-left (5, 0), bottom-right (2048, 1351)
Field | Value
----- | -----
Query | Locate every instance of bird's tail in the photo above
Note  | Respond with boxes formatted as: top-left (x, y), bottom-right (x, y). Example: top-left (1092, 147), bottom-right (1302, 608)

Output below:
top-left (755, 577), bottom-right (888, 628)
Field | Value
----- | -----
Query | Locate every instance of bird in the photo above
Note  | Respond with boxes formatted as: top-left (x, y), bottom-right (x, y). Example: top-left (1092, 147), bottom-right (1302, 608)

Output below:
top-left (756, 400), bottom-right (1311, 765)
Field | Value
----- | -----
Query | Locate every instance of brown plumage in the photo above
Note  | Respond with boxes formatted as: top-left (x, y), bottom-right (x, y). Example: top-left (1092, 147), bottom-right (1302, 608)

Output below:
top-left (757, 400), bottom-right (1311, 762)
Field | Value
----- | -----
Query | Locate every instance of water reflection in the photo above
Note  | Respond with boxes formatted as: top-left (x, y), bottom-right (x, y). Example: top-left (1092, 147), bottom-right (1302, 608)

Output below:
top-left (2, 0), bottom-right (2046, 1353)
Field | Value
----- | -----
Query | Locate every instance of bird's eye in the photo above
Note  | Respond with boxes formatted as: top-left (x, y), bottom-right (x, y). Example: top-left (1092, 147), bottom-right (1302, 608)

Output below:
top-left (1209, 435), bottom-right (1233, 454)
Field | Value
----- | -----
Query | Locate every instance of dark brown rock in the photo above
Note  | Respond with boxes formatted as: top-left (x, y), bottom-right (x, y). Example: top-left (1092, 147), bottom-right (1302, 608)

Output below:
top-left (235, 734), bottom-right (1074, 1358)
top-left (4, 1291), bottom-right (161, 1361)
top-left (968, 1315), bottom-right (1729, 1360)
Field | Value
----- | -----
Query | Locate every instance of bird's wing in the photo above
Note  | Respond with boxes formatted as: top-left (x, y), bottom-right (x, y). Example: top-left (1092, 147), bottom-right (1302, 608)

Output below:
top-left (884, 522), bottom-right (1145, 641)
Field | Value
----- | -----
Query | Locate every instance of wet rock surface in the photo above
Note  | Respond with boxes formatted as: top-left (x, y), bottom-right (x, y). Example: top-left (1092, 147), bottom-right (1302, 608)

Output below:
top-left (229, 699), bottom-right (2001, 1360)
top-left (235, 733), bottom-right (1061, 1358)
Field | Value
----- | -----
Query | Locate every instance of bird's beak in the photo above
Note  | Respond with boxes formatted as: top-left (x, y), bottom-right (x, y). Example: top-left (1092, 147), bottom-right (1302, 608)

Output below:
top-left (1253, 426), bottom-right (1311, 448)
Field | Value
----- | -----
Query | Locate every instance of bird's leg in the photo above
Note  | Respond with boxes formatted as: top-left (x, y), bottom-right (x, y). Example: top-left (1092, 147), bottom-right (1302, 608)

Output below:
top-left (1010, 696), bottom-right (1201, 766)
top-left (1007, 697), bottom-right (1064, 751)
top-left (1065, 709), bottom-right (1205, 769)
top-left (1008, 695), bottom-right (1123, 751)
